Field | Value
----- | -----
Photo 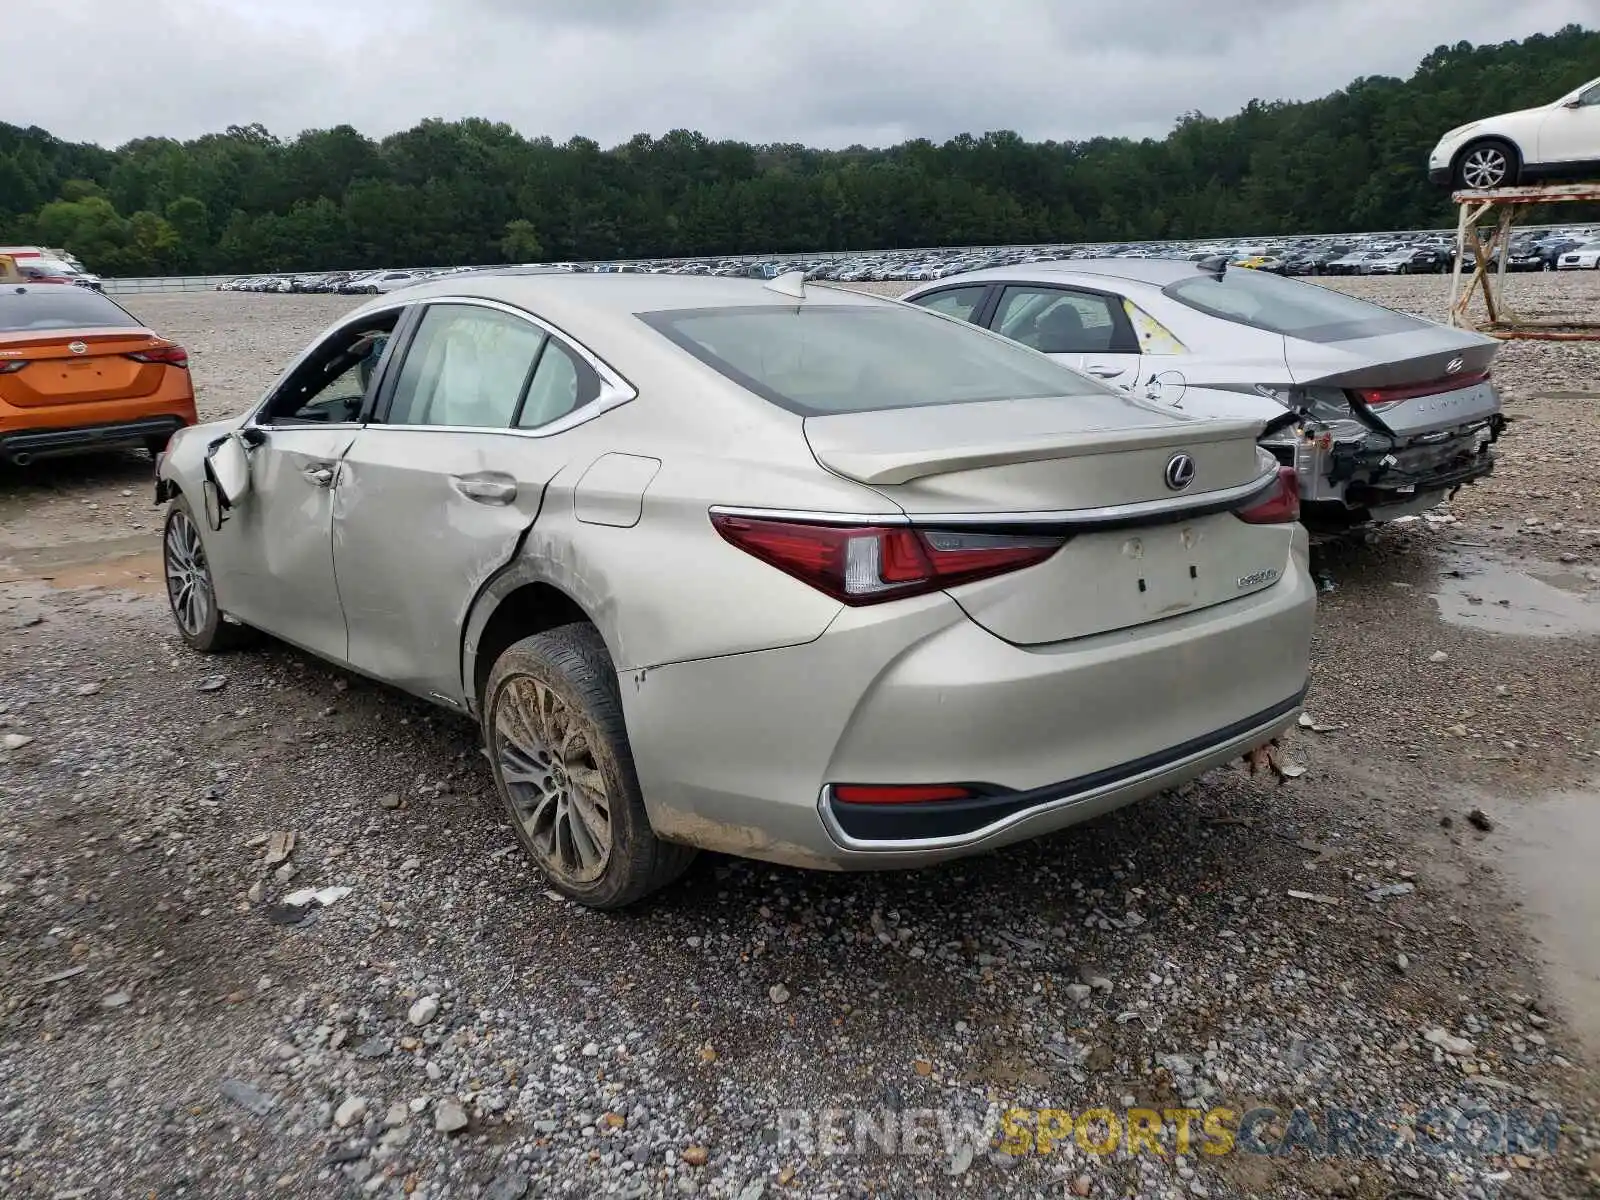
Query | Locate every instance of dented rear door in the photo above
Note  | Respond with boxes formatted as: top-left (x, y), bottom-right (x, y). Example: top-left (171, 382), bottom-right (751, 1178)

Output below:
top-left (332, 426), bottom-right (554, 706)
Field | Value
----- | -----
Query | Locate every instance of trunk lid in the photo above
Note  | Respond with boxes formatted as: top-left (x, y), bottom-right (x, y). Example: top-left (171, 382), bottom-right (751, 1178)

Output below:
top-left (1283, 329), bottom-right (1500, 437)
top-left (0, 328), bottom-right (168, 407)
top-left (804, 397), bottom-right (1293, 645)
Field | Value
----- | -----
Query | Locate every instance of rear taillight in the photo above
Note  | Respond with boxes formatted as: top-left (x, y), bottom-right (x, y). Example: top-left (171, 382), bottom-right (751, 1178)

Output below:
top-left (0, 361), bottom-right (25, 375)
top-left (1234, 468), bottom-right (1301, 525)
top-left (1354, 369), bottom-right (1489, 410)
top-left (709, 514), bottom-right (1063, 605)
top-left (127, 344), bottom-right (189, 369)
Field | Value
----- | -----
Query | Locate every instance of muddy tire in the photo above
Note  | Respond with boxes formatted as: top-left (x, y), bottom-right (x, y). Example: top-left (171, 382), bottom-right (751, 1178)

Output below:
top-left (162, 497), bottom-right (258, 653)
top-left (482, 623), bottom-right (696, 908)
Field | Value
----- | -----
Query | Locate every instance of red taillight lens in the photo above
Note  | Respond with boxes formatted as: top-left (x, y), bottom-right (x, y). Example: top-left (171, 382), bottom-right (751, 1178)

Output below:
top-left (127, 344), bottom-right (189, 369)
top-left (833, 785), bottom-right (975, 804)
top-left (1355, 369), bottom-right (1489, 410)
top-left (1235, 468), bottom-right (1301, 525)
top-left (709, 514), bottom-right (1063, 605)
top-left (0, 360), bottom-right (26, 375)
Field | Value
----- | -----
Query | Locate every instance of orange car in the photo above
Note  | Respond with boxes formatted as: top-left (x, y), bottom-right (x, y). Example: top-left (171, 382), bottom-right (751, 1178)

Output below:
top-left (0, 284), bottom-right (196, 465)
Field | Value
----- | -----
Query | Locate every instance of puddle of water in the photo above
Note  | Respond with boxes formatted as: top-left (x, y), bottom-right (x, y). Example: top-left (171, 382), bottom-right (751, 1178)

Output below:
top-left (0, 535), bottom-right (163, 595)
top-left (1432, 552), bottom-right (1600, 638)
top-left (1482, 786), bottom-right (1600, 1052)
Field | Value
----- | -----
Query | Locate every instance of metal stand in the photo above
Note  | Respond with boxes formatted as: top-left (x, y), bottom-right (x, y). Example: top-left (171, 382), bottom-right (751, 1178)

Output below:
top-left (1448, 182), bottom-right (1600, 341)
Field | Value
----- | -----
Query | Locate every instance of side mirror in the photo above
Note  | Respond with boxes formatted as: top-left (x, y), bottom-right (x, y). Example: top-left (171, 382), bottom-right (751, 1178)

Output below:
top-left (203, 430), bottom-right (255, 522)
top-left (1563, 98), bottom-right (1583, 109)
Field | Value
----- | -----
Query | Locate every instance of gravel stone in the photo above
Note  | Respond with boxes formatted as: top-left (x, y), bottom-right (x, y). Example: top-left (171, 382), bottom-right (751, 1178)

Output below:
top-left (433, 1098), bottom-right (469, 1135)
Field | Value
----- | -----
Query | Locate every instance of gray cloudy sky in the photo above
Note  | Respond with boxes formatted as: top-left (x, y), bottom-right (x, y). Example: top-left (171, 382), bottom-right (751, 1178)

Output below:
top-left (7, 0), bottom-right (1593, 149)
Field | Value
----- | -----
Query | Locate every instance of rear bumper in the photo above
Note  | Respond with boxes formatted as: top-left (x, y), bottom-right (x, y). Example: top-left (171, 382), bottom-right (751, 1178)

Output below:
top-left (822, 687), bottom-right (1306, 849)
top-left (624, 544), bottom-right (1316, 870)
top-left (0, 415), bottom-right (186, 463)
top-left (1429, 166), bottom-right (1452, 186)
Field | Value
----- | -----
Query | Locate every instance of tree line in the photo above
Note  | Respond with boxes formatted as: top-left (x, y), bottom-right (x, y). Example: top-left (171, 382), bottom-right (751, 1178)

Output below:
top-left (1, 25), bottom-right (1597, 277)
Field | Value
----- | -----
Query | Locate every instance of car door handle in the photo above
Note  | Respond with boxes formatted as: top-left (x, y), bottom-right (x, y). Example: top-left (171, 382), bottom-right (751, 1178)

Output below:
top-left (303, 464), bottom-right (336, 487)
top-left (452, 475), bottom-right (517, 505)
top-left (1084, 364), bottom-right (1125, 378)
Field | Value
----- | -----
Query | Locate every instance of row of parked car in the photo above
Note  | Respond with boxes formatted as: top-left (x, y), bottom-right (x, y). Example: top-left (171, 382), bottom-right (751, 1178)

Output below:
top-left (216, 267), bottom-right (486, 294)
top-left (215, 221), bottom-right (1600, 294)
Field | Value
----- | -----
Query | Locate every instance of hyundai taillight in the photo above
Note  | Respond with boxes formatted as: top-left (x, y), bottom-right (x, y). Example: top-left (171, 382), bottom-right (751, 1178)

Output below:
top-left (709, 513), bottom-right (1063, 605)
top-left (1354, 369), bottom-right (1488, 410)
top-left (1234, 468), bottom-right (1301, 525)
top-left (127, 344), bottom-right (189, 368)
top-left (0, 361), bottom-right (26, 375)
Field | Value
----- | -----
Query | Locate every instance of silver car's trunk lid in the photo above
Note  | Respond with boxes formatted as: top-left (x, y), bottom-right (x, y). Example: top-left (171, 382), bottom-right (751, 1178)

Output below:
top-left (804, 398), bottom-right (1293, 645)
top-left (1284, 331), bottom-right (1500, 437)
top-left (804, 397), bottom-right (1263, 499)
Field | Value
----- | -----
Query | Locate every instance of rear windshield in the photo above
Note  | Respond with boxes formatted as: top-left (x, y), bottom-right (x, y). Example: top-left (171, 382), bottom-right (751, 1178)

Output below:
top-left (1164, 269), bottom-right (1428, 343)
top-left (0, 287), bottom-right (140, 332)
top-left (639, 303), bottom-right (1110, 415)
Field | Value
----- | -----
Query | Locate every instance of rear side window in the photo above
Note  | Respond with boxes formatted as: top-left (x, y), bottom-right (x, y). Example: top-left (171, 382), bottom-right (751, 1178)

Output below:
top-left (640, 304), bottom-right (1110, 416)
top-left (0, 287), bottom-right (141, 332)
top-left (992, 286), bottom-right (1127, 354)
top-left (1164, 269), bottom-right (1428, 343)
top-left (910, 286), bottom-right (986, 322)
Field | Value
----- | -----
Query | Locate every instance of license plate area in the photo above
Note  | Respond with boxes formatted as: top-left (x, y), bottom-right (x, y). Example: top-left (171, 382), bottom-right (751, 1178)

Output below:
top-left (950, 512), bottom-right (1288, 646)
top-left (1114, 528), bottom-right (1207, 619)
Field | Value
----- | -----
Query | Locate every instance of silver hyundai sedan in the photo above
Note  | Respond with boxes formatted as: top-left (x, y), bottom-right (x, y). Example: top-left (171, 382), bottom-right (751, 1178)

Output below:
top-left (155, 273), bottom-right (1316, 907)
top-left (901, 260), bottom-right (1507, 526)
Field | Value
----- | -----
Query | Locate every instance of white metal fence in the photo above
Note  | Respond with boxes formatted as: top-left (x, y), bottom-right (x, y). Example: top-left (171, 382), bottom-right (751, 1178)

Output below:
top-left (103, 275), bottom-right (247, 295)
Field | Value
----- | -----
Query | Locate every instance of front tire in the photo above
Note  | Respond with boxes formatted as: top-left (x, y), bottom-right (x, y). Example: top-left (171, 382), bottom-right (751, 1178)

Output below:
top-left (482, 624), bottom-right (696, 908)
top-left (162, 498), bottom-right (257, 653)
top-left (1454, 139), bottom-right (1519, 190)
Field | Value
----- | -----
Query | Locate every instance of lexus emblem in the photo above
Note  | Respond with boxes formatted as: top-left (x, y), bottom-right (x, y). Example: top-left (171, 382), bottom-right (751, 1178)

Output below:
top-left (1164, 452), bottom-right (1196, 491)
top-left (68, 341), bottom-right (88, 355)
top-left (1445, 356), bottom-right (1465, 374)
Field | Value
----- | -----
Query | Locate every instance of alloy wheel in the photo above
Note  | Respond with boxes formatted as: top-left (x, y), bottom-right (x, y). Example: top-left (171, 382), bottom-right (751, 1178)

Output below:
top-left (164, 509), bottom-right (214, 637)
top-left (1460, 147), bottom-right (1509, 189)
top-left (492, 676), bottom-right (612, 885)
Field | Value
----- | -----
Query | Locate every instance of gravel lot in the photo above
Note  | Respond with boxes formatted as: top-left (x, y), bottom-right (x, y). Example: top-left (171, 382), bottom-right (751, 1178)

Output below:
top-left (2, 274), bottom-right (1599, 1199)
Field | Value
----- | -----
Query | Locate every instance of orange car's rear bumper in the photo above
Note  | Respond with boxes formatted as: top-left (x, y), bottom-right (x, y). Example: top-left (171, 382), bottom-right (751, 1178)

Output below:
top-left (0, 386), bottom-right (197, 464)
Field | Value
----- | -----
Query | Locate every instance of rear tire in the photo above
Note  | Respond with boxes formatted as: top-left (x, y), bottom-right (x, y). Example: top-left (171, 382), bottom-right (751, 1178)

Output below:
top-left (482, 623), bottom-right (696, 908)
top-left (162, 498), bottom-right (258, 653)
top-left (1453, 139), bottom-right (1519, 190)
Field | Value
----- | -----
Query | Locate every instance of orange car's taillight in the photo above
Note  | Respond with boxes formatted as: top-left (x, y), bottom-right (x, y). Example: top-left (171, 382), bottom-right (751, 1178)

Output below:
top-left (0, 361), bottom-right (26, 375)
top-left (127, 344), bottom-right (189, 369)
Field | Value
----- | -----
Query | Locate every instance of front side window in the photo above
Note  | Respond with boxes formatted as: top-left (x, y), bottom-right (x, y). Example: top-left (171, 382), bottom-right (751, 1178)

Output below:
top-left (910, 286), bottom-right (986, 323)
top-left (640, 303), bottom-right (1120, 417)
top-left (386, 304), bottom-right (547, 428)
top-left (993, 286), bottom-right (1124, 354)
top-left (1164, 268), bottom-right (1429, 343)
top-left (263, 312), bottom-right (401, 424)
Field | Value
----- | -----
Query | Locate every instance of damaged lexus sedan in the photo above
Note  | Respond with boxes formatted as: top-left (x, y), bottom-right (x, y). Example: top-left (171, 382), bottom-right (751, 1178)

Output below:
top-left (154, 272), bottom-right (1315, 907)
top-left (903, 260), bottom-right (1506, 526)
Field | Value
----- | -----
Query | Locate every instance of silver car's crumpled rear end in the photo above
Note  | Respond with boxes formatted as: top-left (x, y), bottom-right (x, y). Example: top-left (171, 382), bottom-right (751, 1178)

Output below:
top-left (1273, 331), bottom-right (1506, 517)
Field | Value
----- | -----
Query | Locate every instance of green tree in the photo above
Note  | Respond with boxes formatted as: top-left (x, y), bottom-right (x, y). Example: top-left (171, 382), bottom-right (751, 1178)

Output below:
top-left (500, 219), bottom-right (544, 262)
